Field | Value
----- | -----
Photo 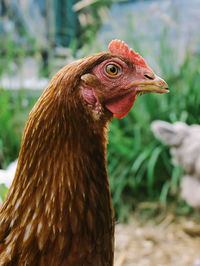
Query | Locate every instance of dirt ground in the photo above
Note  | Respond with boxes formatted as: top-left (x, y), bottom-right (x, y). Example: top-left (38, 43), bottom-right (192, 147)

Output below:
top-left (114, 208), bottom-right (200, 266)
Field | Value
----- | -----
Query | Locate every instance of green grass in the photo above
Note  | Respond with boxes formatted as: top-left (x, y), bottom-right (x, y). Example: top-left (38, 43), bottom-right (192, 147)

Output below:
top-left (0, 184), bottom-right (8, 202)
top-left (0, 90), bottom-right (40, 168)
top-left (0, 89), bottom-right (39, 201)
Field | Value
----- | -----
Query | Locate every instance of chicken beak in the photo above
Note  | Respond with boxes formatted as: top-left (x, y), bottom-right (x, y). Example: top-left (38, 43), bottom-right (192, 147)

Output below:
top-left (136, 75), bottom-right (169, 95)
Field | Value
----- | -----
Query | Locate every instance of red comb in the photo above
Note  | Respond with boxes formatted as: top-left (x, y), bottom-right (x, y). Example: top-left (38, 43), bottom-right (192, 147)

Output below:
top-left (108, 39), bottom-right (150, 69)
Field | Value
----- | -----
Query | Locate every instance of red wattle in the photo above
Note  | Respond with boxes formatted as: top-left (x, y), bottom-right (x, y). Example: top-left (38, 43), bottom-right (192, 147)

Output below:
top-left (105, 91), bottom-right (137, 119)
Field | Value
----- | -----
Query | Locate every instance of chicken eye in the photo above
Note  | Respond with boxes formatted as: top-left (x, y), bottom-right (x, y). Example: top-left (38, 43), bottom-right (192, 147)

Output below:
top-left (105, 64), bottom-right (120, 76)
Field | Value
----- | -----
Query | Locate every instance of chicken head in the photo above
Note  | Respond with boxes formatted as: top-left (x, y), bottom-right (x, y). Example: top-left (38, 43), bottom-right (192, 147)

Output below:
top-left (81, 40), bottom-right (169, 119)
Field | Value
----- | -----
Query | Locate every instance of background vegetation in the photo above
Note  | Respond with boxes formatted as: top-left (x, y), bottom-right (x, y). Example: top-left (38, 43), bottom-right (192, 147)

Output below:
top-left (0, 0), bottom-right (200, 221)
top-left (108, 49), bottom-right (200, 220)
top-left (1, 41), bottom-right (199, 219)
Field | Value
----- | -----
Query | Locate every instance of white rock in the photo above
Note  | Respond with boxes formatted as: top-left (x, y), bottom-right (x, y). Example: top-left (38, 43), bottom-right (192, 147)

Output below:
top-left (181, 176), bottom-right (200, 208)
top-left (0, 160), bottom-right (18, 188)
top-left (151, 121), bottom-right (200, 208)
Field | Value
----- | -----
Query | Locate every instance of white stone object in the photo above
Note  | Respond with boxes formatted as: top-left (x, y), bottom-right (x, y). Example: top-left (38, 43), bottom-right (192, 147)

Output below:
top-left (0, 160), bottom-right (18, 188)
top-left (151, 121), bottom-right (200, 208)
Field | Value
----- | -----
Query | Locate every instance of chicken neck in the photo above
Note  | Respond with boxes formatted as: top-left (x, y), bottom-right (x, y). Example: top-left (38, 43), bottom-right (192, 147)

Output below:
top-left (0, 73), bottom-right (114, 265)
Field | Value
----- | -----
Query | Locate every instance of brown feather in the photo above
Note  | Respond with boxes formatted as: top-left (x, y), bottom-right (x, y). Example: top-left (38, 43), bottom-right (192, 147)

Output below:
top-left (0, 53), bottom-right (115, 265)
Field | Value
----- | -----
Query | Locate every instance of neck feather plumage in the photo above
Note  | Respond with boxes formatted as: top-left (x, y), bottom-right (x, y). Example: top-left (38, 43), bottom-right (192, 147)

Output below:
top-left (0, 64), bottom-right (114, 265)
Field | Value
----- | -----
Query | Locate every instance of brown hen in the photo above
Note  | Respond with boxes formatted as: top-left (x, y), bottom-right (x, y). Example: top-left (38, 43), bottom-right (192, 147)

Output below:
top-left (0, 40), bottom-right (168, 265)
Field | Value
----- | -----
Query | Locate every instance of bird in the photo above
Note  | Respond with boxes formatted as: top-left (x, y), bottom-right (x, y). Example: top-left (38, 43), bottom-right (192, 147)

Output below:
top-left (151, 121), bottom-right (200, 208)
top-left (0, 40), bottom-right (168, 265)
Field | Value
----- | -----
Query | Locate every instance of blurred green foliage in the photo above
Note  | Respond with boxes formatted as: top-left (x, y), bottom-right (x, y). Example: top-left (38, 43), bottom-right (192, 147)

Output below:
top-left (0, 90), bottom-right (39, 168)
top-left (0, 90), bottom-right (20, 168)
top-left (108, 47), bottom-right (200, 220)
top-left (78, 0), bottom-right (112, 46)
top-left (0, 184), bottom-right (8, 202)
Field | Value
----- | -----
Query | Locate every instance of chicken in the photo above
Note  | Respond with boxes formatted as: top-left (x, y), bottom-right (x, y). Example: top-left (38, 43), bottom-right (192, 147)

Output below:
top-left (0, 40), bottom-right (168, 265)
top-left (151, 121), bottom-right (200, 208)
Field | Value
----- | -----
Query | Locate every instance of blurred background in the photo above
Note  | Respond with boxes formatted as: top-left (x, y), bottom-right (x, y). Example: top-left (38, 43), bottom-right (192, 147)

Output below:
top-left (0, 0), bottom-right (200, 264)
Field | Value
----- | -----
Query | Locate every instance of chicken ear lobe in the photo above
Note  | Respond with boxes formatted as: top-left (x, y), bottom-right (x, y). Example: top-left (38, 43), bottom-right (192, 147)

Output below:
top-left (80, 74), bottom-right (101, 105)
